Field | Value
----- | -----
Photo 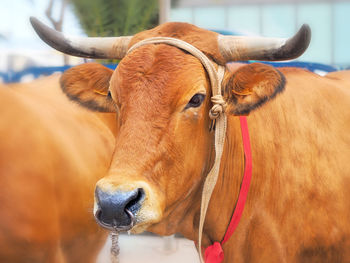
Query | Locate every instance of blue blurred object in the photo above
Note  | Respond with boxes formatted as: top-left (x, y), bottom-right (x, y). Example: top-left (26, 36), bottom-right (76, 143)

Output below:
top-left (0, 61), bottom-right (339, 84)
top-left (239, 61), bottom-right (338, 75)
top-left (0, 64), bottom-right (118, 83)
top-left (211, 29), bottom-right (241, 36)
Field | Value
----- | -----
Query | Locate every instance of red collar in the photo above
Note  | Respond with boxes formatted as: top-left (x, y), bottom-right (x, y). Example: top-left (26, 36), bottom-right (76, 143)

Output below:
top-left (204, 116), bottom-right (253, 263)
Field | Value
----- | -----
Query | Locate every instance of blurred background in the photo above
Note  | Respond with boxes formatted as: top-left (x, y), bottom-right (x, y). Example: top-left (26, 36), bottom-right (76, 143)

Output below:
top-left (171, 0), bottom-right (350, 67)
top-left (0, 0), bottom-right (350, 263)
top-left (1, 0), bottom-right (350, 83)
top-left (0, 0), bottom-right (349, 262)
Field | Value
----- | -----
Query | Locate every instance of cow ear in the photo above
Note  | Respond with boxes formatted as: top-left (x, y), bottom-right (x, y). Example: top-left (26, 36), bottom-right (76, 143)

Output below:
top-left (223, 63), bottom-right (285, 115)
top-left (60, 63), bottom-right (116, 112)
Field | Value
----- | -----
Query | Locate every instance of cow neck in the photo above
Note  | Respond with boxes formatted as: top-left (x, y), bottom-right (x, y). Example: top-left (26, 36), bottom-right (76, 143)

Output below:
top-left (127, 37), bottom-right (229, 263)
top-left (203, 116), bottom-right (252, 263)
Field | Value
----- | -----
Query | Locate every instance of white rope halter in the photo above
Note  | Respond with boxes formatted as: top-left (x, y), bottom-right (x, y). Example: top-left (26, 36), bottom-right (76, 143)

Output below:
top-left (111, 37), bottom-right (227, 263)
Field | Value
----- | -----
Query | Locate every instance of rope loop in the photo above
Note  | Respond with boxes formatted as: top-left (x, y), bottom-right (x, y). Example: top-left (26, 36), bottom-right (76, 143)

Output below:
top-left (110, 231), bottom-right (120, 263)
top-left (209, 95), bottom-right (227, 120)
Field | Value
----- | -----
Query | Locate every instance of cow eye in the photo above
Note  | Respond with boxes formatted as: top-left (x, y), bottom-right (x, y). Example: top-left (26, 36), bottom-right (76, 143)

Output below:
top-left (185, 94), bottom-right (205, 109)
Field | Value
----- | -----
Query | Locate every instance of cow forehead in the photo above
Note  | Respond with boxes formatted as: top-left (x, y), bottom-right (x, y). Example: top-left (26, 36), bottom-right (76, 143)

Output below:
top-left (129, 22), bottom-right (223, 65)
top-left (110, 44), bottom-right (209, 110)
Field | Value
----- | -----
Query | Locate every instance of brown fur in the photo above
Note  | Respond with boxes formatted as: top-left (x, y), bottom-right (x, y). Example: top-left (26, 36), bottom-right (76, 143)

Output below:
top-left (224, 62), bottom-right (286, 115)
top-left (130, 22), bottom-right (225, 65)
top-left (60, 63), bottom-right (116, 112)
top-left (0, 76), bottom-right (117, 262)
top-left (59, 23), bottom-right (350, 262)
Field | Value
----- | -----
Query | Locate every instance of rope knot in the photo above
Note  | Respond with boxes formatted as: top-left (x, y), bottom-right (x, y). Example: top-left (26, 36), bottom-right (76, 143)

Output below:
top-left (204, 242), bottom-right (224, 263)
top-left (209, 95), bottom-right (227, 120)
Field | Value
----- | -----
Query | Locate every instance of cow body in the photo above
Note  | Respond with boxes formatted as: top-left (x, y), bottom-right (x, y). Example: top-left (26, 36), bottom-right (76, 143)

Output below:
top-left (29, 20), bottom-right (350, 262)
top-left (0, 76), bottom-right (116, 263)
top-left (67, 59), bottom-right (350, 263)
top-left (201, 67), bottom-right (350, 262)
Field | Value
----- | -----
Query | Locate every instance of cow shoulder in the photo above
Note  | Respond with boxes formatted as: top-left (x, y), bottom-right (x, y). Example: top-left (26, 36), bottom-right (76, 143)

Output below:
top-left (223, 63), bottom-right (286, 115)
top-left (325, 70), bottom-right (350, 86)
top-left (60, 63), bottom-right (116, 112)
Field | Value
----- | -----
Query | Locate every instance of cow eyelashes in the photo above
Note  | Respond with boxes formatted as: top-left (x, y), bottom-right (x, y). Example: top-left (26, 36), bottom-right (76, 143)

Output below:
top-left (185, 93), bottom-right (206, 110)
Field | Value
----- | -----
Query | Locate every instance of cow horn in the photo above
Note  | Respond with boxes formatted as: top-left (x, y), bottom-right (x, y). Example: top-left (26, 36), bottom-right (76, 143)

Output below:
top-left (30, 17), bottom-right (132, 59)
top-left (218, 24), bottom-right (311, 61)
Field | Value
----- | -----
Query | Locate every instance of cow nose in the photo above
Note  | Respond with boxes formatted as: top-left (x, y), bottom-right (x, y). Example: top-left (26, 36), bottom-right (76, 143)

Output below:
top-left (94, 186), bottom-right (145, 231)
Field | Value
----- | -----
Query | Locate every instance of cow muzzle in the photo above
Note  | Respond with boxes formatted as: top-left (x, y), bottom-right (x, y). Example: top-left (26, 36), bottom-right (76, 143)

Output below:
top-left (94, 186), bottom-right (145, 231)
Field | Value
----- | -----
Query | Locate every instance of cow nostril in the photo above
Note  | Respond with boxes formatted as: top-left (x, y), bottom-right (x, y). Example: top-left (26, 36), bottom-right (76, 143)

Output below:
top-left (94, 187), bottom-right (145, 231)
top-left (125, 188), bottom-right (145, 214)
top-left (94, 208), bottom-right (103, 223)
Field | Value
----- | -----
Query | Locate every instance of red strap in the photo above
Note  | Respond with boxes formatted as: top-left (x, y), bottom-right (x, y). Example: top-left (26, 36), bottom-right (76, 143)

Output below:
top-left (204, 116), bottom-right (252, 263)
top-left (204, 242), bottom-right (224, 263)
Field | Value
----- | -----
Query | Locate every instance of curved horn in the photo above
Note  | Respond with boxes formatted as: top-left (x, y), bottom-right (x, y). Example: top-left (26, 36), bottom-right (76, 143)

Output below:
top-left (30, 17), bottom-right (132, 59)
top-left (218, 24), bottom-right (311, 62)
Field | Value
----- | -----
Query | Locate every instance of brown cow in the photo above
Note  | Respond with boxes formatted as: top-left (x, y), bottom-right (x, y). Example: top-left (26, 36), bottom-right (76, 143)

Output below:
top-left (0, 74), bottom-right (117, 263)
top-left (31, 18), bottom-right (350, 262)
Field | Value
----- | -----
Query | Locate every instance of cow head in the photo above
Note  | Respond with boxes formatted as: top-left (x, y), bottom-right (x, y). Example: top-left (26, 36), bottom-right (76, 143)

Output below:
top-left (31, 18), bottom-right (310, 236)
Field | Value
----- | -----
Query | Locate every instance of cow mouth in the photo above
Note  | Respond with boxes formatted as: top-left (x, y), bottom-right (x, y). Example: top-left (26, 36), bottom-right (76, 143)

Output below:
top-left (94, 208), bottom-right (136, 232)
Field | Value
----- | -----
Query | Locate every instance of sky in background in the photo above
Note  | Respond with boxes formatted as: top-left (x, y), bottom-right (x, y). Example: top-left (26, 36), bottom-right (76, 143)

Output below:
top-left (0, 0), bottom-right (84, 50)
top-left (1, 0), bottom-right (349, 69)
